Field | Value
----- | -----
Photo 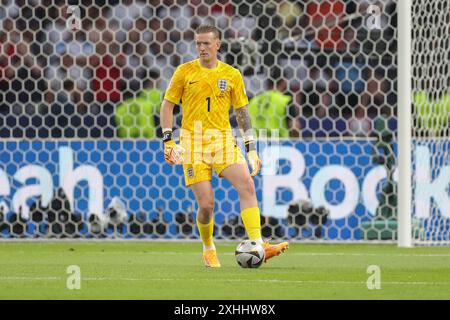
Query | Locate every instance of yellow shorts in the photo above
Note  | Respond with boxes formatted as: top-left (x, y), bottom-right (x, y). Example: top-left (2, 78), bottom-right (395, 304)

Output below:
top-left (180, 135), bottom-right (246, 187)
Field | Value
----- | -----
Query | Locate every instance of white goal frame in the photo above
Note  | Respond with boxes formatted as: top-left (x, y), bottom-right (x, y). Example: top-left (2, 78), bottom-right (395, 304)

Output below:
top-left (398, 0), bottom-right (413, 247)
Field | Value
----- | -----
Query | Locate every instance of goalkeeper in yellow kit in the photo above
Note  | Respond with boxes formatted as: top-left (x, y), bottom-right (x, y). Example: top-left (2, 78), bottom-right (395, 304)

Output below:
top-left (160, 25), bottom-right (288, 268)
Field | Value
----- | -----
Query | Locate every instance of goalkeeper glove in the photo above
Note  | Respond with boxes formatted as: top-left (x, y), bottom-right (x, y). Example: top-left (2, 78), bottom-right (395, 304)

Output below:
top-left (163, 130), bottom-right (185, 165)
top-left (245, 140), bottom-right (261, 176)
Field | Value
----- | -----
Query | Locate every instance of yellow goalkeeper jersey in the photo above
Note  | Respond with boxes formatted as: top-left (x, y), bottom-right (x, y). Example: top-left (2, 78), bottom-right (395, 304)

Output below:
top-left (164, 59), bottom-right (249, 133)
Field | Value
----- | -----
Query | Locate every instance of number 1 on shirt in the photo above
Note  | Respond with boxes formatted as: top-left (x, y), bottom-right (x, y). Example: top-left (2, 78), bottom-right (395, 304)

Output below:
top-left (206, 97), bottom-right (211, 112)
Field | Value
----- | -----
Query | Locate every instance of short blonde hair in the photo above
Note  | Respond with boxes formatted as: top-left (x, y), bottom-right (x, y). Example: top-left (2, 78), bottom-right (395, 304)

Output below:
top-left (195, 25), bottom-right (221, 40)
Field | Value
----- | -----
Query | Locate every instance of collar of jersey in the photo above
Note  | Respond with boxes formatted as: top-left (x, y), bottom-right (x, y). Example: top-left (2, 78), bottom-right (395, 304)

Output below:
top-left (196, 59), bottom-right (220, 71)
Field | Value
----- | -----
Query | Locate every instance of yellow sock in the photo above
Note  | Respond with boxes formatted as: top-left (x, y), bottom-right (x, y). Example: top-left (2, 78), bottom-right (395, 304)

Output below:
top-left (196, 219), bottom-right (214, 249)
top-left (241, 207), bottom-right (262, 241)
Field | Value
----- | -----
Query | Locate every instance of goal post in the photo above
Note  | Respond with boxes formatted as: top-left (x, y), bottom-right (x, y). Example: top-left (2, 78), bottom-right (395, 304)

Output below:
top-left (403, 0), bottom-right (450, 246)
top-left (397, 0), bottom-right (413, 248)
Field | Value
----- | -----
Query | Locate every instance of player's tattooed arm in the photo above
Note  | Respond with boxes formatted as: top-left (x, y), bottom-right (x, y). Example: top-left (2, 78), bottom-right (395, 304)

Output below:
top-left (236, 106), bottom-right (254, 140)
top-left (236, 106), bottom-right (261, 176)
top-left (236, 106), bottom-right (257, 154)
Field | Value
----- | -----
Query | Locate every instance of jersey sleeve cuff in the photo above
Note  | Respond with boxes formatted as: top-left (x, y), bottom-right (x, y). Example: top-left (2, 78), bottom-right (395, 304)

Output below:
top-left (163, 96), bottom-right (180, 105)
top-left (233, 102), bottom-right (248, 109)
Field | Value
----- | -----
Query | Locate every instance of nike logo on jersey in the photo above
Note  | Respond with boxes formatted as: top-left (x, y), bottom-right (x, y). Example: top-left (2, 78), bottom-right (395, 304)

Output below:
top-left (189, 81), bottom-right (199, 85)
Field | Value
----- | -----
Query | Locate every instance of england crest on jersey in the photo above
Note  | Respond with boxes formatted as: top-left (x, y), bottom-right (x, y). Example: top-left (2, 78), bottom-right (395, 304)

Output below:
top-left (218, 79), bottom-right (228, 92)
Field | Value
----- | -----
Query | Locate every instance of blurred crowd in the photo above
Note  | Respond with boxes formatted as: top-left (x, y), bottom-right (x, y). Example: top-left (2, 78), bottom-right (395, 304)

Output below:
top-left (0, 0), bottom-right (397, 139)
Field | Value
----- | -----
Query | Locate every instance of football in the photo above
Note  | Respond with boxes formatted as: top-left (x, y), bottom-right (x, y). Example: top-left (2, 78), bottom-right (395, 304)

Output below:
top-left (235, 240), bottom-right (265, 268)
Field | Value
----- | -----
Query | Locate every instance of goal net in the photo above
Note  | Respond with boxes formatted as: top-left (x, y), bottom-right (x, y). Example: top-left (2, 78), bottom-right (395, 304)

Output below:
top-left (411, 0), bottom-right (450, 245)
top-left (0, 0), bottom-right (446, 244)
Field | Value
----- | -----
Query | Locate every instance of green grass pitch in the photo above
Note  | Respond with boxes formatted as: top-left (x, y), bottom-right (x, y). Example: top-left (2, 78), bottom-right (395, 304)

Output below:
top-left (1, 241), bottom-right (450, 300)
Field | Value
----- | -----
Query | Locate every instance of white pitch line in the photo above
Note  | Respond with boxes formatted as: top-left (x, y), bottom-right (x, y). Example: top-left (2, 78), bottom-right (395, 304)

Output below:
top-left (0, 276), bottom-right (448, 287)
top-left (85, 251), bottom-right (450, 257)
top-left (285, 253), bottom-right (450, 257)
top-left (81, 278), bottom-right (450, 286)
top-left (0, 276), bottom-right (61, 281)
top-left (5, 251), bottom-right (450, 260)
top-left (20, 250), bottom-right (450, 257)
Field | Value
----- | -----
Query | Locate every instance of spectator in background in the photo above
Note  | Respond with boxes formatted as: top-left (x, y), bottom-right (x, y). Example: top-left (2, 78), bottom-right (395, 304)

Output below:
top-left (121, 18), bottom-right (157, 94)
top-left (116, 69), bottom-right (170, 139)
top-left (1, 10), bottom-right (47, 138)
top-left (349, 67), bottom-right (392, 138)
top-left (38, 79), bottom-right (80, 138)
top-left (0, 16), bottom-right (16, 81)
top-left (347, 105), bottom-right (372, 137)
top-left (91, 28), bottom-right (124, 104)
top-left (413, 91), bottom-right (450, 137)
top-left (273, 0), bottom-right (303, 40)
top-left (306, 0), bottom-right (346, 52)
top-left (1, 0), bottom-right (399, 142)
top-left (248, 76), bottom-right (300, 138)
top-left (35, 75), bottom-right (114, 139)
